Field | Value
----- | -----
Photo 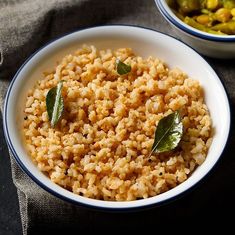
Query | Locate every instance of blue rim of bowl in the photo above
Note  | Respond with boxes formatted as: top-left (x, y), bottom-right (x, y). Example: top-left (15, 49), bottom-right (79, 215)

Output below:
top-left (3, 24), bottom-right (231, 211)
top-left (155, 0), bottom-right (235, 42)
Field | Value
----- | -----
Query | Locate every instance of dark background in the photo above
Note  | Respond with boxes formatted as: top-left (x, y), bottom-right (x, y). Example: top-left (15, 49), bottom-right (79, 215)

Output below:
top-left (1, 0), bottom-right (235, 234)
top-left (0, 113), bottom-right (22, 235)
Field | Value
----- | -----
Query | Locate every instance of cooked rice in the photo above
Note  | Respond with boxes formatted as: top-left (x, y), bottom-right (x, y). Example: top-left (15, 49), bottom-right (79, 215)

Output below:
top-left (23, 45), bottom-right (212, 201)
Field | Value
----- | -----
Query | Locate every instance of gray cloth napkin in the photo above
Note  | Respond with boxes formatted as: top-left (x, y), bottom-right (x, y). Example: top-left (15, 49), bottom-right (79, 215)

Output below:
top-left (1, 0), bottom-right (235, 234)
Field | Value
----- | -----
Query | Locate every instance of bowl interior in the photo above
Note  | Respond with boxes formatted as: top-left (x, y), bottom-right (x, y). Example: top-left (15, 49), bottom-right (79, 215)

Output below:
top-left (4, 25), bottom-right (230, 209)
top-left (157, 0), bottom-right (235, 40)
top-left (162, 0), bottom-right (235, 37)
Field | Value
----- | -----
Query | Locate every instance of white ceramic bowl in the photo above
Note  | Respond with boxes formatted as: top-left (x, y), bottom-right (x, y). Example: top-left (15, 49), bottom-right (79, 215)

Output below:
top-left (155, 0), bottom-right (235, 58)
top-left (3, 25), bottom-right (230, 210)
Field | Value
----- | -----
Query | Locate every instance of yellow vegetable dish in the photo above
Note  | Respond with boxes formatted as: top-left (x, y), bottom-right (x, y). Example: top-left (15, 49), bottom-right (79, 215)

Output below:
top-left (168, 0), bottom-right (235, 35)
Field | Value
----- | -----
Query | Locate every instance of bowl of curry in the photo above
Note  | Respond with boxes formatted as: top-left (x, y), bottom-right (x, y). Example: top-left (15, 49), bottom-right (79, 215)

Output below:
top-left (155, 0), bottom-right (235, 58)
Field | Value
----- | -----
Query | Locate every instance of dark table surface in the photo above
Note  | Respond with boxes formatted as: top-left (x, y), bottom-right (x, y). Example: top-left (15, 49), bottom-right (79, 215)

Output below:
top-left (0, 113), bottom-right (22, 235)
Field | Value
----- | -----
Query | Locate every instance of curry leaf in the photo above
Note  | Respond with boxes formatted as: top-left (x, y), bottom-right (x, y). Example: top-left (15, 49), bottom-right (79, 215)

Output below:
top-left (150, 111), bottom-right (183, 155)
top-left (116, 59), bottom-right (131, 75)
top-left (46, 81), bottom-right (64, 127)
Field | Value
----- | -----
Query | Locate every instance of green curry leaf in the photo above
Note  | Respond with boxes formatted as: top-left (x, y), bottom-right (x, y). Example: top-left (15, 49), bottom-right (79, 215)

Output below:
top-left (46, 81), bottom-right (64, 127)
top-left (150, 111), bottom-right (183, 155)
top-left (116, 59), bottom-right (131, 75)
